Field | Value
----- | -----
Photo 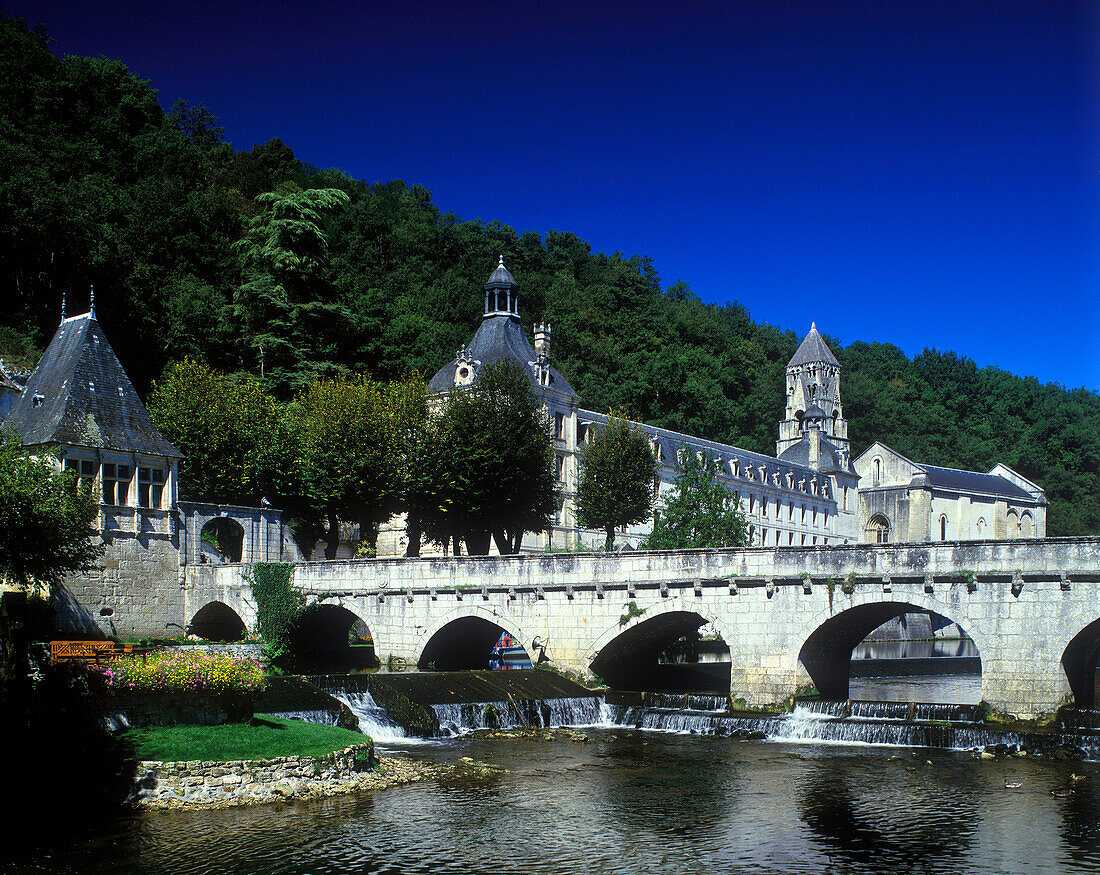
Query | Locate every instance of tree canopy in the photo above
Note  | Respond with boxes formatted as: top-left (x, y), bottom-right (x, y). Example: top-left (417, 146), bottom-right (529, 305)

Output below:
top-left (423, 361), bottom-right (557, 555)
top-left (0, 429), bottom-right (101, 589)
top-left (573, 413), bottom-right (658, 551)
top-left (642, 447), bottom-right (750, 550)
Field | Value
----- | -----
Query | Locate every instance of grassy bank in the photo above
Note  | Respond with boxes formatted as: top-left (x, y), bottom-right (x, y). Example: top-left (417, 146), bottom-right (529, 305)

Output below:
top-left (121, 716), bottom-right (368, 762)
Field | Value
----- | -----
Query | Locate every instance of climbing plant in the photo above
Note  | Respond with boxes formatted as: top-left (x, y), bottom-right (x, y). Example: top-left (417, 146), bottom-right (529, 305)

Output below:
top-left (250, 562), bottom-right (303, 669)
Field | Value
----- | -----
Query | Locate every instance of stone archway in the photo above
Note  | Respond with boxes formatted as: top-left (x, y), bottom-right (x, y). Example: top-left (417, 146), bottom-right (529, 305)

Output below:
top-left (418, 613), bottom-right (533, 672)
top-left (589, 606), bottom-right (732, 693)
top-left (189, 601), bottom-right (247, 642)
top-left (797, 600), bottom-right (983, 701)
top-left (1061, 617), bottom-right (1100, 709)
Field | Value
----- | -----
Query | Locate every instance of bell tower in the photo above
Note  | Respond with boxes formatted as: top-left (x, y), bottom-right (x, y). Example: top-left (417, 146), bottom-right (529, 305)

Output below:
top-left (777, 322), bottom-right (849, 456)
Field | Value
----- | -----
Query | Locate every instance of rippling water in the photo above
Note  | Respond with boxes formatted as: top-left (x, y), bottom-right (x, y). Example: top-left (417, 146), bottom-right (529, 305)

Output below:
top-left (12, 730), bottom-right (1100, 875)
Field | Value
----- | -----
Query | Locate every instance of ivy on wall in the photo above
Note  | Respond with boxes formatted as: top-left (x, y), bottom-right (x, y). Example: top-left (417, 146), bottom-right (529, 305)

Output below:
top-left (251, 563), bottom-right (303, 650)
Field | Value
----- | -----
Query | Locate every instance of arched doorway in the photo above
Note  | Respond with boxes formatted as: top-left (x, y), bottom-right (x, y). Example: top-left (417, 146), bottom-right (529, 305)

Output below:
top-left (419, 616), bottom-right (532, 671)
top-left (286, 604), bottom-right (377, 673)
top-left (188, 601), bottom-right (247, 642)
top-left (799, 602), bottom-right (982, 703)
top-left (200, 517), bottom-right (245, 563)
top-left (1062, 618), bottom-right (1100, 709)
top-left (590, 611), bottom-right (731, 693)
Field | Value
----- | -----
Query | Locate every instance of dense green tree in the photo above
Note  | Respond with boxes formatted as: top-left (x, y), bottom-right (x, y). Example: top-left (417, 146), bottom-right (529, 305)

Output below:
top-left (233, 184), bottom-right (351, 395)
top-left (0, 429), bottom-right (101, 589)
top-left (423, 361), bottom-right (557, 555)
top-left (642, 447), bottom-right (750, 550)
top-left (574, 413), bottom-right (658, 551)
top-left (147, 358), bottom-right (280, 506)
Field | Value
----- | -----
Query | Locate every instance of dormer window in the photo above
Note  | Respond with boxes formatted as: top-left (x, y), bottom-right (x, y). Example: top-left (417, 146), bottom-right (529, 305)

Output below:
top-left (31, 394), bottom-right (44, 408)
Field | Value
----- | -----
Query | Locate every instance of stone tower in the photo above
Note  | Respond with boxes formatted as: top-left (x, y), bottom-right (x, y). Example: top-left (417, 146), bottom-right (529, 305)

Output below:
top-left (776, 322), bottom-right (849, 457)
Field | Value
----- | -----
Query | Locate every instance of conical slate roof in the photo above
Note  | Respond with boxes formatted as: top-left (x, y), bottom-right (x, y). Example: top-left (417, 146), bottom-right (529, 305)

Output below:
top-left (6, 312), bottom-right (182, 457)
top-left (789, 322), bottom-right (839, 368)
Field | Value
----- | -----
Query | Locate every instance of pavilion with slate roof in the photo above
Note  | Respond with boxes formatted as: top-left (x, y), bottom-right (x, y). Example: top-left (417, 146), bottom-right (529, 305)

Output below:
top-left (5, 299), bottom-right (183, 521)
top-left (3, 296), bottom-right (295, 639)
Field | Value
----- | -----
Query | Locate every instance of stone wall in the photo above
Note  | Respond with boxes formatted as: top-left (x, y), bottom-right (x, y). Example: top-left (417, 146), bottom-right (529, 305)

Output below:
top-left (133, 742), bottom-right (376, 808)
top-left (56, 526), bottom-right (184, 639)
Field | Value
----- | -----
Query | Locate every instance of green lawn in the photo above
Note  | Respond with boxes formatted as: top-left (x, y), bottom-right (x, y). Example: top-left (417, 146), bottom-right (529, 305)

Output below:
top-left (121, 716), bottom-right (369, 762)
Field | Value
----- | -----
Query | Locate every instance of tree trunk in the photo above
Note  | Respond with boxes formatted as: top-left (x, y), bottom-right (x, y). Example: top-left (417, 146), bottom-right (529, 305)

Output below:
top-left (492, 529), bottom-right (511, 555)
top-left (604, 526), bottom-right (615, 552)
top-left (405, 516), bottom-right (422, 558)
top-left (324, 510), bottom-right (340, 559)
top-left (465, 531), bottom-right (492, 555)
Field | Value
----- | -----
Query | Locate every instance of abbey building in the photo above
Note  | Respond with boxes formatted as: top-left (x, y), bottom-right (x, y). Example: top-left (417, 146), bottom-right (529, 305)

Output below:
top-left (421, 259), bottom-right (1045, 552)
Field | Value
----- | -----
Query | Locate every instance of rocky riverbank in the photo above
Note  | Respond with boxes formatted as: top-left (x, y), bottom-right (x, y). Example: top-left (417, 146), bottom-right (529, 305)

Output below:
top-left (133, 746), bottom-right (504, 810)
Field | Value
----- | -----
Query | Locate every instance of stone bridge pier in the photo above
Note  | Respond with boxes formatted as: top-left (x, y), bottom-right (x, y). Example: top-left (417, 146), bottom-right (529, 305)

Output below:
top-left (183, 538), bottom-right (1100, 718)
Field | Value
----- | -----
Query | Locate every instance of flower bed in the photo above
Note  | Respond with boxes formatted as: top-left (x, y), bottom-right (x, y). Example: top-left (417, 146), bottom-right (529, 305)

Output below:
top-left (92, 650), bottom-right (265, 696)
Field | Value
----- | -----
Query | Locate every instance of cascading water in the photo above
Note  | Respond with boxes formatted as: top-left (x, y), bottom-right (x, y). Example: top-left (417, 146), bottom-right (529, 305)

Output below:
top-left (602, 697), bottom-right (1100, 758)
top-left (333, 690), bottom-right (412, 743)
top-left (433, 696), bottom-right (610, 736)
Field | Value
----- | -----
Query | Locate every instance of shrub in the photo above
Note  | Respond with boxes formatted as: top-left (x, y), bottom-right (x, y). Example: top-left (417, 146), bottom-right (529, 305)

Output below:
top-left (92, 651), bottom-right (265, 696)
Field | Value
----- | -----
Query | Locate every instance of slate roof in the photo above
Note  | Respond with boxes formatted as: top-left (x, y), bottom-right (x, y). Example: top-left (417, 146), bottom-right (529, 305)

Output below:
top-left (917, 465), bottom-right (1036, 503)
top-left (789, 323), bottom-right (839, 368)
top-left (578, 410), bottom-right (836, 501)
top-left (777, 431), bottom-right (857, 476)
top-left (6, 312), bottom-right (182, 457)
top-left (428, 313), bottom-right (578, 396)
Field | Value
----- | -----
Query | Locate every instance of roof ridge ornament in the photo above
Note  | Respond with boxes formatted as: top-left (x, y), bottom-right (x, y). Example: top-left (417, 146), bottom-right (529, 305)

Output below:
top-left (89, 285), bottom-right (97, 321)
top-left (60, 291), bottom-right (66, 324)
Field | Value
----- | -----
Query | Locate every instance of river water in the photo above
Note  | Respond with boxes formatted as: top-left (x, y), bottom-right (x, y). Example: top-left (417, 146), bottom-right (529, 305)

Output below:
top-left (15, 718), bottom-right (1100, 875)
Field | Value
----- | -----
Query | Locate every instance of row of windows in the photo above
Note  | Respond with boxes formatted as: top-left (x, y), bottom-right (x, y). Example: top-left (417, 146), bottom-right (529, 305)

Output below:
top-left (64, 459), bottom-right (168, 509)
top-left (746, 495), bottom-right (829, 529)
top-left (759, 528), bottom-right (828, 547)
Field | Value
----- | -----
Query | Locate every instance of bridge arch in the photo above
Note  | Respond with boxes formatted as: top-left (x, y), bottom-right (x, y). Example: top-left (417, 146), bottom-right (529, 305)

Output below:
top-left (188, 600), bottom-right (247, 642)
top-left (794, 593), bottom-right (986, 701)
top-left (1061, 617), bottom-right (1100, 709)
top-left (587, 599), bottom-right (733, 692)
top-left (286, 602), bottom-right (377, 672)
top-left (417, 605), bottom-right (537, 672)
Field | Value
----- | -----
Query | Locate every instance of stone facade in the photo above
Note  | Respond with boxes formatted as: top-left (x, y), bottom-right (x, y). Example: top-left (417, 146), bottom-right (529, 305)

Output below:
top-left (854, 442), bottom-right (1046, 544)
top-left (192, 537), bottom-right (1100, 718)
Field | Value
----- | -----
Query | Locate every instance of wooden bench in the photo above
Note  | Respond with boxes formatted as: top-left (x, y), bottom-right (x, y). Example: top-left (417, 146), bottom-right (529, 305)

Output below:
top-left (50, 640), bottom-right (157, 665)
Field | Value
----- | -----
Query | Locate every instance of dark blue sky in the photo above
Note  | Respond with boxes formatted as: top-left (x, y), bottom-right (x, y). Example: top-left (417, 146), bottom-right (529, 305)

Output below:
top-left (11, 1), bottom-right (1099, 389)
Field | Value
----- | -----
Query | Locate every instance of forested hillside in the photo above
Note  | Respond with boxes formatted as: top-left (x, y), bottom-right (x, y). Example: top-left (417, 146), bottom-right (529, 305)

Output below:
top-left (2, 16), bottom-right (1097, 535)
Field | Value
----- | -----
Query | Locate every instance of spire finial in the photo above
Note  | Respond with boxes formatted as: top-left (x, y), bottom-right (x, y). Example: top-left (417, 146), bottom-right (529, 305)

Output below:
top-left (60, 291), bottom-right (66, 324)
top-left (498, 254), bottom-right (505, 268)
top-left (811, 320), bottom-right (817, 331)
top-left (89, 285), bottom-right (97, 320)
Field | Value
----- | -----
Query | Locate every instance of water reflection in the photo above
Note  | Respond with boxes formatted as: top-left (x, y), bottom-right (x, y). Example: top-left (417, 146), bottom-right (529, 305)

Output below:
top-left (850, 673), bottom-right (983, 704)
top-left (798, 755), bottom-right (977, 869)
top-left (11, 732), bottom-right (1100, 875)
top-left (852, 638), bottom-right (979, 660)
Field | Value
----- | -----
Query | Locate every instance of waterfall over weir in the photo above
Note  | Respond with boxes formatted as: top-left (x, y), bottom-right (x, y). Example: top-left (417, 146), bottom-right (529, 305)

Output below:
top-left (286, 674), bottom-right (1100, 758)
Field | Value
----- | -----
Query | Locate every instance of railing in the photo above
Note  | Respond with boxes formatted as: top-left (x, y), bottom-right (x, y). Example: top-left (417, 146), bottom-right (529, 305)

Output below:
top-left (49, 640), bottom-right (159, 666)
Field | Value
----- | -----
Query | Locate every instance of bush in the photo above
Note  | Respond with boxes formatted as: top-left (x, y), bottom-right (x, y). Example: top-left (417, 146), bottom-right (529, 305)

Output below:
top-left (92, 651), bottom-right (265, 696)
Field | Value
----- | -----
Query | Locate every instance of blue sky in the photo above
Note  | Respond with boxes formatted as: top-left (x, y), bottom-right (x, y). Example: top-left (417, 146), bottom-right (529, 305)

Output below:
top-left (12, 1), bottom-right (1099, 389)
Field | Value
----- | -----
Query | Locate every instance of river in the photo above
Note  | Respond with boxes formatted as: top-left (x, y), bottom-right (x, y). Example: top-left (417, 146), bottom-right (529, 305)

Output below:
top-left (13, 718), bottom-right (1100, 875)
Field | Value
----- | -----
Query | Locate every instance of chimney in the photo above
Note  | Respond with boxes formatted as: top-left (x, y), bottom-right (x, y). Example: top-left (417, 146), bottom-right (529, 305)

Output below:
top-left (534, 323), bottom-right (551, 361)
top-left (808, 419), bottom-right (821, 469)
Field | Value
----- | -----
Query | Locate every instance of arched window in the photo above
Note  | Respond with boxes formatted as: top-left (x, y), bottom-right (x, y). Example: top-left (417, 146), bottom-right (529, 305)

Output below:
top-left (866, 515), bottom-right (890, 544)
top-left (873, 457), bottom-right (882, 487)
top-left (1021, 512), bottom-right (1034, 537)
top-left (976, 517), bottom-right (986, 538)
top-left (939, 515), bottom-right (948, 541)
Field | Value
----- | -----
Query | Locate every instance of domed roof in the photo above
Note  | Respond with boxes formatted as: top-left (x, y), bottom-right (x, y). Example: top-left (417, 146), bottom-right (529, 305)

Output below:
top-left (804, 402), bottom-right (827, 422)
top-left (485, 255), bottom-right (517, 288)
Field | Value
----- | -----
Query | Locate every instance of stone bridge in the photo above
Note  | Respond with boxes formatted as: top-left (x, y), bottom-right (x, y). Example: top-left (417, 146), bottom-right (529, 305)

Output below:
top-left (183, 537), bottom-right (1100, 718)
